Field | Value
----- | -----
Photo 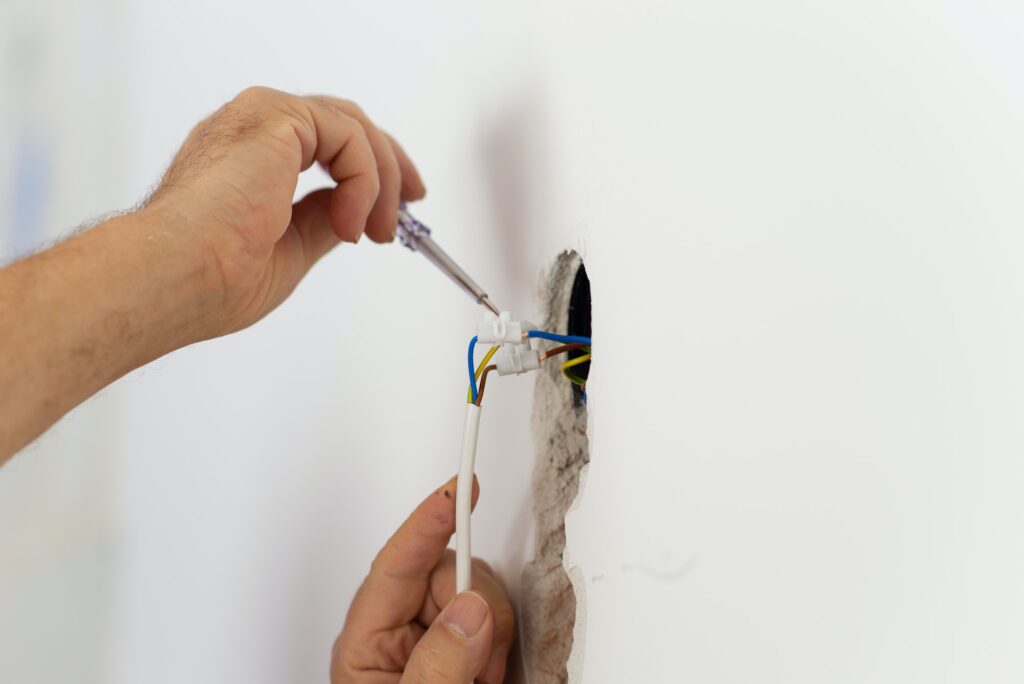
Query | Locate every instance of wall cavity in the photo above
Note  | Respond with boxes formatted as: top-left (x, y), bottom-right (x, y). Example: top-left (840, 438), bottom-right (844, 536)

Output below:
top-left (521, 251), bottom-right (589, 684)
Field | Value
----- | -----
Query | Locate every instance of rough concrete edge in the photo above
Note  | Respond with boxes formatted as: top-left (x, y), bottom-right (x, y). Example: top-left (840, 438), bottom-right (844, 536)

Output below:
top-left (565, 458), bottom-right (590, 684)
top-left (520, 250), bottom-right (589, 684)
top-left (564, 558), bottom-right (588, 683)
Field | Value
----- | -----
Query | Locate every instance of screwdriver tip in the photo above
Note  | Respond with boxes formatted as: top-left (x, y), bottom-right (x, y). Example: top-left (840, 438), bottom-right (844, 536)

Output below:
top-left (480, 296), bottom-right (500, 316)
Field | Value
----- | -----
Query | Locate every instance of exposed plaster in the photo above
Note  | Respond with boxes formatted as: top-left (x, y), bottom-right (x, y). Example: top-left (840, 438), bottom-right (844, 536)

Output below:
top-left (521, 252), bottom-right (589, 684)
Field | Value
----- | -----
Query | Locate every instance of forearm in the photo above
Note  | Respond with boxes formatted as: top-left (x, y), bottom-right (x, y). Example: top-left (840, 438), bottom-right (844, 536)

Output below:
top-left (0, 207), bottom-right (216, 462)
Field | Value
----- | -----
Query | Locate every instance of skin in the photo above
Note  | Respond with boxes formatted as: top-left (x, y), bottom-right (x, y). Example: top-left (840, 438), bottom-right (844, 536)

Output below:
top-left (0, 87), bottom-right (513, 681)
top-left (335, 475), bottom-right (516, 683)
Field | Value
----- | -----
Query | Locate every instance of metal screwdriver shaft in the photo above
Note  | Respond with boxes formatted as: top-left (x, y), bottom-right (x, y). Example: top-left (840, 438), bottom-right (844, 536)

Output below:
top-left (395, 204), bottom-right (501, 315)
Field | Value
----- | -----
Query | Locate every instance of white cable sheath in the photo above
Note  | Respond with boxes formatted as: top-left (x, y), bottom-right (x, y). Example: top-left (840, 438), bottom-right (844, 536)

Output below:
top-left (456, 403), bottom-right (482, 593)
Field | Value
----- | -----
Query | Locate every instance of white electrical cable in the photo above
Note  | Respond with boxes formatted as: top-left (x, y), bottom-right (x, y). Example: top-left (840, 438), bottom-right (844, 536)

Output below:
top-left (456, 402), bottom-right (482, 593)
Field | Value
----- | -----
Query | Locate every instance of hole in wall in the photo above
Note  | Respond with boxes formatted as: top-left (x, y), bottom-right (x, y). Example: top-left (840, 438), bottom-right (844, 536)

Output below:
top-left (566, 264), bottom-right (591, 404)
top-left (520, 251), bottom-right (589, 684)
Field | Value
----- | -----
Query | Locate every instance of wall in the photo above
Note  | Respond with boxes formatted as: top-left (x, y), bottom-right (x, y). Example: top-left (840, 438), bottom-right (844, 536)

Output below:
top-left (562, 4), bottom-right (1024, 680)
top-left (3, 1), bottom-right (1024, 682)
top-left (0, 2), bottom-right (125, 681)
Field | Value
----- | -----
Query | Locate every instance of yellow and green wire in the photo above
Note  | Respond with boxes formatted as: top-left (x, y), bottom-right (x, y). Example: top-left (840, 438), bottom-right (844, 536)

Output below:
top-left (560, 351), bottom-right (591, 387)
top-left (467, 344), bottom-right (500, 403)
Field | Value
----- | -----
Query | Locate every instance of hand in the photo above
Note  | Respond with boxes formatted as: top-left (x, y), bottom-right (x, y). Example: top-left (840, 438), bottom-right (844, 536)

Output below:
top-left (332, 476), bottom-right (515, 683)
top-left (0, 86), bottom-right (424, 461)
top-left (146, 86), bottom-right (425, 340)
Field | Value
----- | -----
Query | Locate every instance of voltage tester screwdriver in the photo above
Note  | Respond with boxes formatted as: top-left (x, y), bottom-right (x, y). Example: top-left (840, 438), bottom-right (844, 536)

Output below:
top-left (395, 203), bottom-right (501, 316)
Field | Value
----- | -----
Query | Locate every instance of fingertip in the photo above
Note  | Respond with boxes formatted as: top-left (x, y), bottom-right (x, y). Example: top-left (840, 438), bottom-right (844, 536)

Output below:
top-left (434, 474), bottom-right (459, 502)
top-left (400, 176), bottom-right (427, 202)
top-left (329, 175), bottom-right (377, 243)
top-left (443, 591), bottom-right (493, 640)
top-left (290, 188), bottom-right (343, 263)
top-left (363, 203), bottom-right (399, 243)
top-left (429, 474), bottom-right (479, 511)
top-left (327, 203), bottom-right (363, 243)
top-left (425, 553), bottom-right (513, 651)
top-left (405, 590), bottom-right (494, 683)
top-left (420, 474), bottom-right (478, 533)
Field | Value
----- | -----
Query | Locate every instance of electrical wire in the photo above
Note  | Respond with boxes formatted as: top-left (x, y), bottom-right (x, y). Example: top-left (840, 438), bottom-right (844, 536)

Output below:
top-left (561, 353), bottom-right (591, 386)
top-left (527, 330), bottom-right (593, 345)
top-left (456, 328), bottom-right (595, 595)
top-left (470, 339), bottom-right (593, 404)
top-left (466, 345), bottom-right (500, 403)
top-left (475, 365), bottom-right (498, 405)
top-left (470, 332), bottom-right (590, 402)
top-left (563, 369), bottom-right (588, 386)
top-left (477, 344), bottom-right (591, 405)
top-left (455, 403), bottom-right (481, 593)
top-left (467, 336), bottom-right (479, 402)
top-left (538, 342), bottom-right (590, 362)
top-left (561, 352), bottom-right (591, 372)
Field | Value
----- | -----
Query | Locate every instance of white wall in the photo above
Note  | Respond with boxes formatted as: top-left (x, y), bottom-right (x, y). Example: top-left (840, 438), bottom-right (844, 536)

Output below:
top-left (0, 2), bottom-right (125, 681)
top-left (560, 3), bottom-right (1024, 680)
top-left (4, 1), bottom-right (1024, 682)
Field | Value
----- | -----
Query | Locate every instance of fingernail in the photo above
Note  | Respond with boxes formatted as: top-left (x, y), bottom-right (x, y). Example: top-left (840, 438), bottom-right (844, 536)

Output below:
top-left (444, 591), bottom-right (488, 638)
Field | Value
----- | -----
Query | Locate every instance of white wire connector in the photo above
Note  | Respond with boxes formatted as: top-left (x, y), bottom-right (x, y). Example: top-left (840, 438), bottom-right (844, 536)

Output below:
top-left (495, 339), bottom-right (540, 375)
top-left (478, 311), bottom-right (542, 376)
top-left (476, 311), bottom-right (524, 345)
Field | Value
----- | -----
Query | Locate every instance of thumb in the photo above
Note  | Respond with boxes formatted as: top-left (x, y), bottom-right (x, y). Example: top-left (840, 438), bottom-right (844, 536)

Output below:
top-left (401, 591), bottom-right (494, 684)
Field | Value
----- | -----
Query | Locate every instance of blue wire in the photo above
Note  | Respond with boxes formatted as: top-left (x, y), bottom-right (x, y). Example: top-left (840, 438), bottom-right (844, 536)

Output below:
top-left (527, 330), bottom-right (593, 345)
top-left (469, 330), bottom-right (590, 403)
top-left (467, 335), bottom-right (479, 403)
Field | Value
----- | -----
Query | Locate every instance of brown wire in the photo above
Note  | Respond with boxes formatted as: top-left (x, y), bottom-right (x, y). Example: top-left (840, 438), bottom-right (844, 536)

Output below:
top-left (538, 342), bottom-right (589, 362)
top-left (475, 365), bottom-right (499, 405)
top-left (477, 343), bottom-right (591, 405)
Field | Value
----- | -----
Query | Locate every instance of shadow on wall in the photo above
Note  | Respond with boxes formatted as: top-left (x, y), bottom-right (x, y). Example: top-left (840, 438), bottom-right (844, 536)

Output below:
top-left (478, 80), bottom-right (556, 297)
top-left (474, 78), bottom-right (587, 684)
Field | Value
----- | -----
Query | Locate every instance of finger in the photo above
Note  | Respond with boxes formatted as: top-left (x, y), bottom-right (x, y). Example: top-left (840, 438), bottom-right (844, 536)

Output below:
top-left (383, 131), bottom-right (426, 201)
top-left (399, 591), bottom-right (494, 684)
top-left (422, 553), bottom-right (515, 684)
top-left (289, 187), bottom-right (342, 264)
top-left (306, 97), bottom-right (402, 243)
top-left (305, 99), bottom-right (424, 201)
top-left (291, 97), bottom-right (380, 242)
top-left (361, 126), bottom-right (400, 243)
top-left (346, 475), bottom-right (480, 633)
